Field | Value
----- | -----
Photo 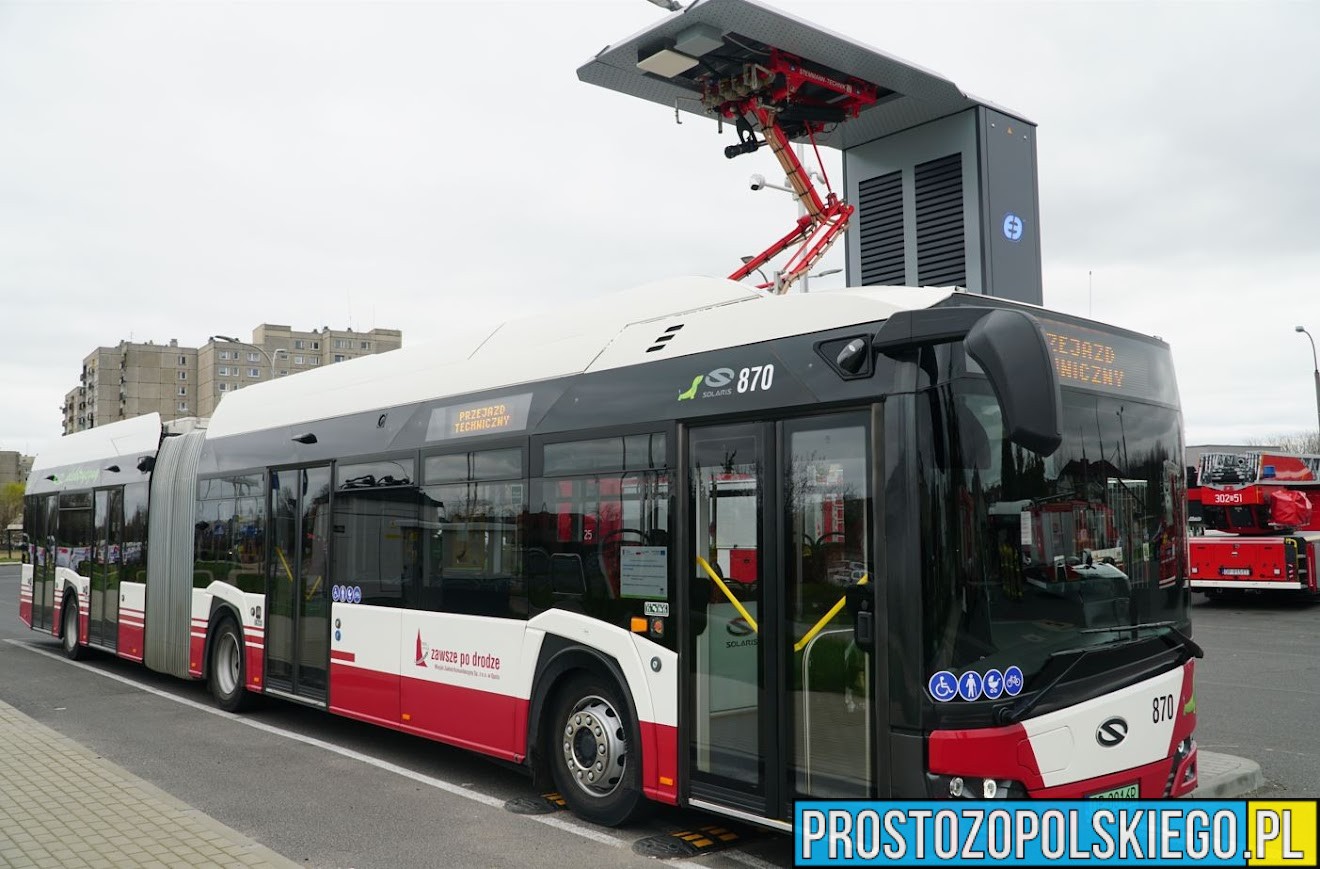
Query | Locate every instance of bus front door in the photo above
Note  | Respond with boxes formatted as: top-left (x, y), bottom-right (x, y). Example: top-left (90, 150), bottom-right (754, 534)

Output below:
top-left (686, 413), bottom-right (877, 824)
top-left (266, 465), bottom-right (332, 703)
top-left (89, 488), bottom-right (122, 650)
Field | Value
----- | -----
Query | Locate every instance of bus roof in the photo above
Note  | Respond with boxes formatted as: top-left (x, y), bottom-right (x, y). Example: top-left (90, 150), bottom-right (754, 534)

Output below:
top-left (205, 276), bottom-right (955, 440)
top-left (27, 412), bottom-right (163, 496)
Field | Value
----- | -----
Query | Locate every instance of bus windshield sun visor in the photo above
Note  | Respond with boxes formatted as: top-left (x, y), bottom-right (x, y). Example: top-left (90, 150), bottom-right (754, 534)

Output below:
top-left (874, 307), bottom-right (1063, 456)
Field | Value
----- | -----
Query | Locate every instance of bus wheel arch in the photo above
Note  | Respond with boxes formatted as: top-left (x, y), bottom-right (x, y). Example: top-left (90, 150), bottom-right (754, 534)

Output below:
top-left (60, 590), bottom-right (82, 660)
top-left (207, 610), bottom-right (255, 712)
top-left (529, 643), bottom-right (650, 827)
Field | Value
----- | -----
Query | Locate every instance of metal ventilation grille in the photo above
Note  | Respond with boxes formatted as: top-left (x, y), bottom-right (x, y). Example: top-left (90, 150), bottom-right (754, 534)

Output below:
top-left (915, 153), bottom-right (966, 287)
top-left (646, 324), bottom-right (684, 353)
top-left (857, 171), bottom-right (904, 286)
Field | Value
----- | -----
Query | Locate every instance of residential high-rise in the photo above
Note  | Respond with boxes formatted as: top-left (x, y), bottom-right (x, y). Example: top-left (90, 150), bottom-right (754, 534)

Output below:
top-left (61, 325), bottom-right (403, 435)
top-left (0, 451), bottom-right (34, 488)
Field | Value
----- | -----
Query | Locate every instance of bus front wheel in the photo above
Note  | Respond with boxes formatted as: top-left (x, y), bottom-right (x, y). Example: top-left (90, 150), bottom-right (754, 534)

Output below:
top-left (548, 673), bottom-right (648, 827)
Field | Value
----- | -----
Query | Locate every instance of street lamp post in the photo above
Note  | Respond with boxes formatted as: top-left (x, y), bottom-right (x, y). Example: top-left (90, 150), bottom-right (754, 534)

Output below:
top-left (1296, 326), bottom-right (1320, 436)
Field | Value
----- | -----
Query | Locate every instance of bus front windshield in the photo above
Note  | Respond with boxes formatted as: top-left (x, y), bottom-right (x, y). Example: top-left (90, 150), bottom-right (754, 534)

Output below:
top-left (918, 380), bottom-right (1188, 691)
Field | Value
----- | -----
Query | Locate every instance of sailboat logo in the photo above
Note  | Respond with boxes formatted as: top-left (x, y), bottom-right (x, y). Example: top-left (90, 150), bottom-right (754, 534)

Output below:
top-left (415, 631), bottom-right (429, 667)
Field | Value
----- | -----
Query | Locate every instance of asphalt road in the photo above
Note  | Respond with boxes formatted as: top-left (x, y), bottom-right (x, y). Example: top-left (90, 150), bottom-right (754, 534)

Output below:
top-left (1184, 591), bottom-right (1320, 797)
top-left (0, 564), bottom-right (791, 869)
top-left (0, 565), bottom-right (1312, 868)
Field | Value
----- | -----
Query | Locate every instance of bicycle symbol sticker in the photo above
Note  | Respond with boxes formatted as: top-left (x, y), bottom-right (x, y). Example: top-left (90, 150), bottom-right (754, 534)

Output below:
top-left (1004, 665), bottom-right (1025, 696)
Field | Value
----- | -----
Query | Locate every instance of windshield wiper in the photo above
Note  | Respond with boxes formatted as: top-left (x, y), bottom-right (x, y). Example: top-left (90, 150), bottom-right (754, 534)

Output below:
top-left (1081, 620), bottom-right (1204, 661)
top-left (996, 644), bottom-right (1097, 725)
top-left (995, 633), bottom-right (1150, 726)
top-left (996, 624), bottom-right (1202, 726)
top-left (1079, 620), bottom-right (1173, 636)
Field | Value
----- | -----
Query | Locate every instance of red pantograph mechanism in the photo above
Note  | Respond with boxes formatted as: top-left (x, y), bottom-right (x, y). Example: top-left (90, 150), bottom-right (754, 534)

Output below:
top-left (706, 50), bottom-right (878, 294)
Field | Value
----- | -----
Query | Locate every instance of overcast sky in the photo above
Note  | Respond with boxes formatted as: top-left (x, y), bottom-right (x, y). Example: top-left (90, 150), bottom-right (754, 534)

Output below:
top-left (2, 0), bottom-right (1319, 461)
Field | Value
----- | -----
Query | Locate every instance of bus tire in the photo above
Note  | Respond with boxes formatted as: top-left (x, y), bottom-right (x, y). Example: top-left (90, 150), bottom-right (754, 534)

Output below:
top-left (61, 597), bottom-right (83, 661)
top-left (547, 673), bottom-right (648, 827)
top-left (209, 617), bottom-right (255, 713)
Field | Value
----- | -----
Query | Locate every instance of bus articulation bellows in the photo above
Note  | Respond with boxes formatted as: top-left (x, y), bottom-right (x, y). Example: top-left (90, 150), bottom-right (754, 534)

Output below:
top-left (20, 277), bottom-right (1199, 829)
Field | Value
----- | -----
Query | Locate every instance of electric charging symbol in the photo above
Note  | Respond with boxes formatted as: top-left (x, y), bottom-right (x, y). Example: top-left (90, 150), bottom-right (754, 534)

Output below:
top-left (1003, 213), bottom-right (1024, 242)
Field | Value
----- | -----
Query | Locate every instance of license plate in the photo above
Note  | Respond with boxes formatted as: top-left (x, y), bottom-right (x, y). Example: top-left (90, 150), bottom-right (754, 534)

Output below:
top-left (1089, 783), bottom-right (1139, 799)
top-left (1220, 568), bottom-right (1251, 576)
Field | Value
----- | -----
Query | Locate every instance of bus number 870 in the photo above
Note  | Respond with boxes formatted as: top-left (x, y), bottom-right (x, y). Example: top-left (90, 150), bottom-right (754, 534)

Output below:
top-left (737, 365), bottom-right (774, 394)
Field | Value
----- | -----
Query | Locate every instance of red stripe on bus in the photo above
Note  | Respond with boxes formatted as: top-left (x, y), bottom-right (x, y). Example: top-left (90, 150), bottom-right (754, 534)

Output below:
top-left (928, 721), bottom-right (1043, 789)
top-left (329, 663), bottom-right (400, 729)
top-left (246, 643), bottom-right (264, 689)
top-left (118, 621), bottom-right (145, 663)
top-left (399, 674), bottom-right (524, 761)
top-left (329, 665), bottom-right (523, 761)
top-left (189, 635), bottom-right (205, 678)
top-left (1169, 659), bottom-right (1197, 755)
top-left (641, 721), bottom-right (679, 805)
top-left (330, 650), bottom-right (356, 662)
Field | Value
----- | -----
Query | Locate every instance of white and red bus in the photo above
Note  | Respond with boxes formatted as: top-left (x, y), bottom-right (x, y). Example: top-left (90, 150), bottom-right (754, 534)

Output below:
top-left (20, 278), bottom-right (1200, 829)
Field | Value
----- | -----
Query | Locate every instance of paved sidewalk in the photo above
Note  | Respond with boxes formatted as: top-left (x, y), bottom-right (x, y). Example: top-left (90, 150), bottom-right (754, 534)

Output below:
top-left (1190, 749), bottom-right (1264, 799)
top-left (0, 700), bottom-right (298, 869)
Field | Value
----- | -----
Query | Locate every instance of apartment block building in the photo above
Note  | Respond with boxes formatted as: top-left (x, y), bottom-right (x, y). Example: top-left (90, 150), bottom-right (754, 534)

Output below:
top-left (0, 451), bottom-right (34, 488)
top-left (62, 325), bottom-right (403, 434)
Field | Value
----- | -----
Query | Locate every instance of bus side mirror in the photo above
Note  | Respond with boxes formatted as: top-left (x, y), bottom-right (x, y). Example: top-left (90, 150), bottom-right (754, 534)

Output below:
top-left (874, 306), bottom-right (1062, 457)
top-left (964, 309), bottom-right (1062, 457)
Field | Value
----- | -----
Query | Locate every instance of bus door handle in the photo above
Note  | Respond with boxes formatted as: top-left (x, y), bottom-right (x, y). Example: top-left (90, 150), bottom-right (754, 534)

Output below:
top-left (845, 582), bottom-right (875, 653)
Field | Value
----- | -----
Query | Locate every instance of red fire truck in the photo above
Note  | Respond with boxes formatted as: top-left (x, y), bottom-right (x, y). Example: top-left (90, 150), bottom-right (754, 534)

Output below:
top-left (1187, 450), bottom-right (1320, 599)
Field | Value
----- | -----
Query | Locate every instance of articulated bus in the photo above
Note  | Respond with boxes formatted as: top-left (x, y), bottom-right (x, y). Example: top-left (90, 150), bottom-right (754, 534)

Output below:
top-left (20, 278), bottom-right (1199, 830)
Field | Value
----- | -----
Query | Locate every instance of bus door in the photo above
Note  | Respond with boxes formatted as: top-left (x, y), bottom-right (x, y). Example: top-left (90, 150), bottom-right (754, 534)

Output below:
top-left (685, 413), bottom-right (876, 822)
top-left (267, 465), bottom-right (332, 703)
top-left (89, 488), bottom-right (123, 649)
top-left (32, 494), bottom-right (57, 632)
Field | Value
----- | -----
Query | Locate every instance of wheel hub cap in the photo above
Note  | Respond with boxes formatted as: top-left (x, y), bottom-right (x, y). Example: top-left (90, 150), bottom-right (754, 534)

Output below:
top-left (561, 695), bottom-right (627, 797)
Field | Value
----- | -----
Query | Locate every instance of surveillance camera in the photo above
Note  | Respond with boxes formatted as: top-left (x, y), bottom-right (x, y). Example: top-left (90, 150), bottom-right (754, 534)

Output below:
top-left (749, 173), bottom-right (765, 191)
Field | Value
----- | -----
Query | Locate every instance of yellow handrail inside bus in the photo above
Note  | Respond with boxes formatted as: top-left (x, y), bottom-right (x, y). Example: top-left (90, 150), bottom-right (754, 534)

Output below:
top-left (275, 547), bottom-right (295, 584)
top-left (696, 556), bottom-right (758, 633)
top-left (793, 575), bottom-right (869, 653)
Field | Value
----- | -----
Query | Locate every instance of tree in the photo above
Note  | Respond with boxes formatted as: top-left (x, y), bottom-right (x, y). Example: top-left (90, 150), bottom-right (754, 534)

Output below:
top-left (0, 482), bottom-right (23, 548)
top-left (1247, 431), bottom-right (1320, 454)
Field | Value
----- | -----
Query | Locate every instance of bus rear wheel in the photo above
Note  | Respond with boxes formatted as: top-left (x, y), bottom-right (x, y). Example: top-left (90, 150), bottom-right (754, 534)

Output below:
top-left (209, 617), bottom-right (255, 713)
top-left (61, 600), bottom-right (82, 661)
top-left (548, 673), bottom-right (648, 827)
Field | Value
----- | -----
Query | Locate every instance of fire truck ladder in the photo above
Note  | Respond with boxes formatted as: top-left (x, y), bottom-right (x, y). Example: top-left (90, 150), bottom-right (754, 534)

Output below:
top-left (713, 50), bottom-right (878, 294)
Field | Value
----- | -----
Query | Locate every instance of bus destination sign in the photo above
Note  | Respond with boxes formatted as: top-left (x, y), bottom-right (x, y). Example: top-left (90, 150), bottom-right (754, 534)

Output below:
top-left (1042, 329), bottom-right (1128, 391)
top-left (426, 392), bottom-right (534, 441)
top-left (1035, 318), bottom-right (1177, 405)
